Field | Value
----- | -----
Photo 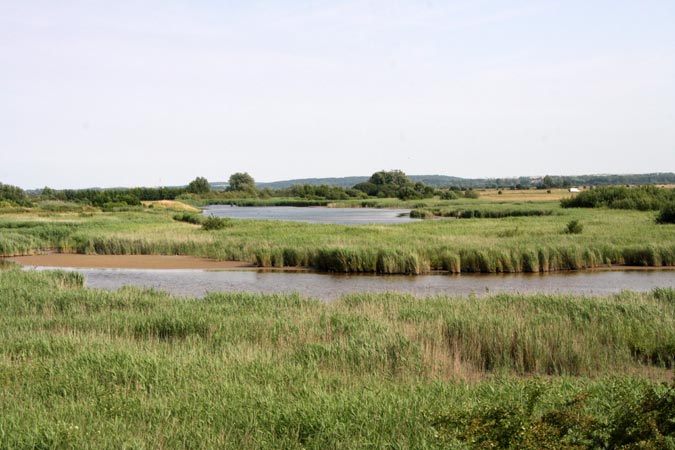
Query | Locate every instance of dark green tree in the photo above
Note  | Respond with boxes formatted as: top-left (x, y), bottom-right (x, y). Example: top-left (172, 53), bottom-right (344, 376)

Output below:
top-left (0, 182), bottom-right (31, 206)
top-left (228, 172), bottom-right (256, 192)
top-left (187, 177), bottom-right (211, 194)
top-left (542, 175), bottom-right (554, 189)
top-left (41, 186), bottom-right (57, 200)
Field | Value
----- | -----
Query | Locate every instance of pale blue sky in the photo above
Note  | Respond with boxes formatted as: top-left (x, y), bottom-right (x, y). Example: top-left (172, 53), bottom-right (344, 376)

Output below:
top-left (2, 0), bottom-right (674, 189)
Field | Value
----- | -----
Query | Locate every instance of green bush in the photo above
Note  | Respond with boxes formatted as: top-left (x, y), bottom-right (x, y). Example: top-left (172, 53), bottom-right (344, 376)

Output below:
top-left (565, 220), bottom-right (583, 234)
top-left (409, 209), bottom-right (434, 219)
top-left (440, 190), bottom-right (459, 200)
top-left (173, 212), bottom-right (203, 225)
top-left (201, 216), bottom-right (230, 230)
top-left (561, 185), bottom-right (675, 210)
top-left (656, 202), bottom-right (675, 224)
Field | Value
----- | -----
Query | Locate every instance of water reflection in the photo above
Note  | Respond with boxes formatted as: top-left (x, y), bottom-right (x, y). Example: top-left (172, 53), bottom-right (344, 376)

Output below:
top-left (203, 205), bottom-right (418, 225)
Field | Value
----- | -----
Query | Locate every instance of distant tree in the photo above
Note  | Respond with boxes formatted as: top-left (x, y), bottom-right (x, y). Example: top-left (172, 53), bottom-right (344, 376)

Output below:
top-left (228, 172), bottom-right (256, 192)
top-left (396, 186), bottom-right (418, 200)
top-left (369, 170), bottom-right (410, 187)
top-left (187, 177), bottom-right (211, 194)
top-left (40, 186), bottom-right (57, 200)
top-left (542, 175), bottom-right (554, 189)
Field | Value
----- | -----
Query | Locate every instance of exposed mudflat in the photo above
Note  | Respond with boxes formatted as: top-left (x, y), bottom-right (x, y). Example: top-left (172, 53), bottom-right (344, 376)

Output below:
top-left (8, 254), bottom-right (254, 270)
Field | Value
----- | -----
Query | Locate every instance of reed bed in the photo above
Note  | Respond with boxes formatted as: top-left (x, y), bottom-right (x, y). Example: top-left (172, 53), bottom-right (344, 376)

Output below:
top-left (1, 203), bottom-right (674, 274)
top-left (0, 268), bottom-right (673, 448)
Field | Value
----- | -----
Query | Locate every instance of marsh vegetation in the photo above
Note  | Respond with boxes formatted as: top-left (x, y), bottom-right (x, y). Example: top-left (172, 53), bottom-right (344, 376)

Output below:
top-left (0, 268), bottom-right (673, 448)
top-left (1, 194), bottom-right (673, 274)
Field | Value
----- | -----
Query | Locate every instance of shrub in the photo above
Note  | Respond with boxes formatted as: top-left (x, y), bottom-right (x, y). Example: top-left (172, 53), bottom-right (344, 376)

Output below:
top-left (464, 190), bottom-right (480, 199)
top-left (409, 209), bottom-right (434, 219)
top-left (656, 202), bottom-right (675, 224)
top-left (173, 212), bottom-right (203, 225)
top-left (565, 220), bottom-right (583, 234)
top-left (201, 216), bottom-right (230, 230)
top-left (440, 190), bottom-right (459, 200)
top-left (561, 185), bottom-right (675, 210)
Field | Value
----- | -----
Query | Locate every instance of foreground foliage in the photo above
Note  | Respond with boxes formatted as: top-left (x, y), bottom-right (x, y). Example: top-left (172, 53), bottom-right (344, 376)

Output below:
top-left (0, 269), bottom-right (674, 448)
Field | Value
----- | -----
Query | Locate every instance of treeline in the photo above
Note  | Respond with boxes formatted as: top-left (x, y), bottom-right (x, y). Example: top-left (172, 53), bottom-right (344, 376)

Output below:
top-left (273, 184), bottom-right (366, 200)
top-left (56, 187), bottom-right (186, 207)
top-left (561, 186), bottom-right (675, 211)
top-left (352, 170), bottom-right (436, 200)
top-left (200, 170), bottom-right (439, 202)
top-left (16, 173), bottom-right (254, 209)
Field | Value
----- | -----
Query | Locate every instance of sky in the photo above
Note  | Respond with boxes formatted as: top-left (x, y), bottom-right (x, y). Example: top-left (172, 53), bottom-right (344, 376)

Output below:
top-left (2, 0), bottom-right (674, 189)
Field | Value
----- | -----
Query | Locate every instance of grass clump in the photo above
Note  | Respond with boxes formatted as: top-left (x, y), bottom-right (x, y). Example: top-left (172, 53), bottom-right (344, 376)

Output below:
top-left (409, 209), bottom-right (434, 219)
top-left (201, 216), bottom-right (231, 230)
top-left (565, 219), bottom-right (584, 234)
top-left (173, 212), bottom-right (203, 225)
top-left (133, 315), bottom-right (209, 341)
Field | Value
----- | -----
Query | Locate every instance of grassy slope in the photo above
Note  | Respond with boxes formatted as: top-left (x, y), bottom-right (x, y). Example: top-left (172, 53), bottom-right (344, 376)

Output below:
top-left (0, 269), bottom-right (674, 448)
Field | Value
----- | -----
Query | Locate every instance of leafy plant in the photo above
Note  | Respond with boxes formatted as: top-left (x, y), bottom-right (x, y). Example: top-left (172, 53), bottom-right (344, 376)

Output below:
top-left (201, 216), bottom-right (230, 230)
top-left (656, 202), bottom-right (675, 224)
top-left (565, 220), bottom-right (583, 234)
top-left (173, 212), bottom-right (203, 225)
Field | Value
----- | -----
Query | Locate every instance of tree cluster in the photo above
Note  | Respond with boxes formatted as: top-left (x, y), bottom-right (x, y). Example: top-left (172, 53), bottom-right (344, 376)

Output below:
top-left (353, 170), bottom-right (435, 200)
top-left (0, 182), bottom-right (31, 207)
top-left (275, 184), bottom-right (365, 200)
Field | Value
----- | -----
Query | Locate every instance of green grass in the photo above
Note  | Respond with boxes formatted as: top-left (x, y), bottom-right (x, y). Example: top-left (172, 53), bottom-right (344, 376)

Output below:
top-left (0, 198), bottom-right (674, 273)
top-left (0, 268), bottom-right (674, 448)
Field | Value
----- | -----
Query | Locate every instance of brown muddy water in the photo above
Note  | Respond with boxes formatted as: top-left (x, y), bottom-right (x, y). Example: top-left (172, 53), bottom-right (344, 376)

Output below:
top-left (16, 263), bottom-right (675, 300)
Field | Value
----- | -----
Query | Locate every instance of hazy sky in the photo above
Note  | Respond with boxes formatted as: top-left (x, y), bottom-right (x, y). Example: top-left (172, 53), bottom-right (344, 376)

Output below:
top-left (2, 0), bottom-right (674, 189)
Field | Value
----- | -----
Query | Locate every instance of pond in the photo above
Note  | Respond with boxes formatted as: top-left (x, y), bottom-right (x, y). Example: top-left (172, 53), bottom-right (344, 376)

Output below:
top-left (203, 205), bottom-right (419, 225)
top-left (24, 267), bottom-right (675, 300)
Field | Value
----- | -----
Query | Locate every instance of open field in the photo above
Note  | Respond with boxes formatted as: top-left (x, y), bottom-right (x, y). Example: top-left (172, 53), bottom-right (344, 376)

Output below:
top-left (477, 188), bottom-right (574, 201)
top-left (0, 268), bottom-right (673, 448)
top-left (1, 197), bottom-right (674, 274)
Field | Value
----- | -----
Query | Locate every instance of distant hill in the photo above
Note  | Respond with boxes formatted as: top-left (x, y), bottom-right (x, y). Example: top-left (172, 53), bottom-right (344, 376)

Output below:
top-left (22, 172), bottom-right (675, 194)
top-left (254, 177), bottom-right (369, 190)
top-left (254, 173), bottom-right (675, 190)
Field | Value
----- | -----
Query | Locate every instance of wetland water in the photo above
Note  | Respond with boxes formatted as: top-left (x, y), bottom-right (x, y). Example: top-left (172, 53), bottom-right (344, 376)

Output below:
top-left (23, 266), bottom-right (675, 300)
top-left (203, 205), bottom-right (418, 224)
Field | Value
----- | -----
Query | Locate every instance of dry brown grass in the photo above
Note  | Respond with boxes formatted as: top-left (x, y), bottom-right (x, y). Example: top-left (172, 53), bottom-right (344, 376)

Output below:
top-left (479, 188), bottom-right (578, 201)
top-left (142, 200), bottom-right (200, 212)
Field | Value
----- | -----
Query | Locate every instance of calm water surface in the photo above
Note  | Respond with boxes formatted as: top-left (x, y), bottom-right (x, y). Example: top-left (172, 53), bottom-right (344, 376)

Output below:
top-left (203, 205), bottom-right (418, 225)
top-left (27, 267), bottom-right (675, 300)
